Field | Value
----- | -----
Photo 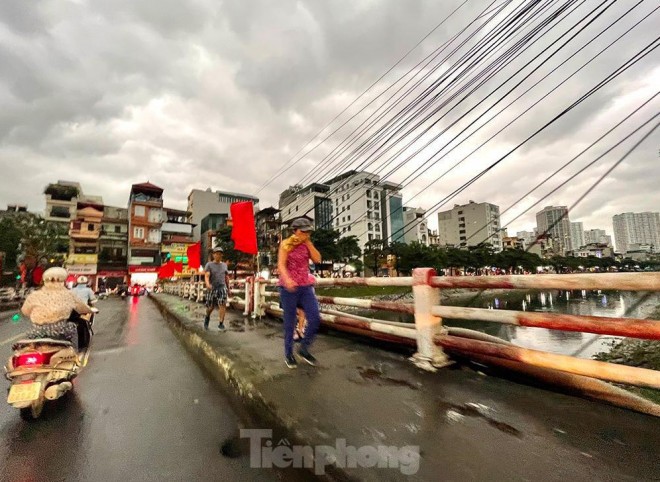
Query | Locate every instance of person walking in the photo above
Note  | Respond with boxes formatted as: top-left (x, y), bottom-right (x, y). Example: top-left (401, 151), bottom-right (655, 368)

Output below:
top-left (278, 218), bottom-right (322, 368)
top-left (204, 247), bottom-right (229, 331)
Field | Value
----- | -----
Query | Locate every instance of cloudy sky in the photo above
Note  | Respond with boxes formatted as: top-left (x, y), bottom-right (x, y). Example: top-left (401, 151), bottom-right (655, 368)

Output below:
top-left (0, 0), bottom-right (658, 240)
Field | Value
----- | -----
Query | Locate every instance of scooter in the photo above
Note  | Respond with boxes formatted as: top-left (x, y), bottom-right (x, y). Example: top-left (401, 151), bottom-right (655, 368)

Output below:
top-left (4, 308), bottom-right (96, 421)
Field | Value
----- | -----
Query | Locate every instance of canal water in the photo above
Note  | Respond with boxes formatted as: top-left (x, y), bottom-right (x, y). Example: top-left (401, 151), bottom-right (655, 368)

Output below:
top-left (355, 290), bottom-right (660, 359)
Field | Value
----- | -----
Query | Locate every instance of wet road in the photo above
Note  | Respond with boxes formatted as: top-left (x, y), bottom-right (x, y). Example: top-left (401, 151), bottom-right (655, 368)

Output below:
top-left (0, 297), bottom-right (277, 481)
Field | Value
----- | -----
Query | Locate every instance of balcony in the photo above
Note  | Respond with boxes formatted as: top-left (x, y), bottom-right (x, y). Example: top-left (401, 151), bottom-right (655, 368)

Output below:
top-left (130, 238), bottom-right (161, 249)
top-left (70, 228), bottom-right (100, 240)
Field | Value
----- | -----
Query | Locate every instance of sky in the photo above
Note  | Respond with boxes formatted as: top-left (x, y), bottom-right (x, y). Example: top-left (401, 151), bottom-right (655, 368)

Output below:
top-left (0, 0), bottom-right (658, 240)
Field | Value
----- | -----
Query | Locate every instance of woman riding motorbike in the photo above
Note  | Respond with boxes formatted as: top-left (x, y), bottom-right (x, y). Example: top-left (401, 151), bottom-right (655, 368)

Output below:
top-left (20, 267), bottom-right (93, 349)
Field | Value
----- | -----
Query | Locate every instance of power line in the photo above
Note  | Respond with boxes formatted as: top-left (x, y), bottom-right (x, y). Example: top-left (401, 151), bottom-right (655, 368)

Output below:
top-left (340, 0), bottom-right (620, 240)
top-left (386, 33), bottom-right (660, 245)
top-left (254, 0), bottom-right (473, 195)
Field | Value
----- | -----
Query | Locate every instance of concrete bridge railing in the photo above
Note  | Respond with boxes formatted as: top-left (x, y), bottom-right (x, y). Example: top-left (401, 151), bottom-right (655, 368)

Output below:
top-left (161, 269), bottom-right (660, 414)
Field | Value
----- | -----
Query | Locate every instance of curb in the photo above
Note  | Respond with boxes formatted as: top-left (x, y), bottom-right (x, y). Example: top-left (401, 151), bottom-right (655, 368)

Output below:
top-left (150, 294), bottom-right (355, 482)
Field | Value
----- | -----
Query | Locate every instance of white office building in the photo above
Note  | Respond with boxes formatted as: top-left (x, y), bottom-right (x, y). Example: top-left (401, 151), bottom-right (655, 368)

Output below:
top-left (613, 212), bottom-right (660, 254)
top-left (583, 228), bottom-right (613, 247)
top-left (437, 201), bottom-right (503, 252)
top-left (569, 222), bottom-right (585, 250)
top-left (187, 188), bottom-right (259, 241)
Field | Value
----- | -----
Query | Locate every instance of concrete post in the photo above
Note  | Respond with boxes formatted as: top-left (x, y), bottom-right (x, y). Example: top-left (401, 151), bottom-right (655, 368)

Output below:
top-left (243, 277), bottom-right (251, 316)
top-left (252, 278), bottom-right (266, 319)
top-left (411, 267), bottom-right (451, 371)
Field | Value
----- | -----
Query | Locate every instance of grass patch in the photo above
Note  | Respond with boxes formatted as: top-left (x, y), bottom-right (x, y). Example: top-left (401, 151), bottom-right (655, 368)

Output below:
top-left (315, 285), bottom-right (411, 298)
top-left (593, 305), bottom-right (660, 404)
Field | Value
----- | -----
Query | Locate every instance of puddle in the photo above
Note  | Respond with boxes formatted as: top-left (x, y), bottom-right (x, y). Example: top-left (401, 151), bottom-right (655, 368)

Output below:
top-left (356, 366), bottom-right (420, 390)
top-left (438, 400), bottom-right (522, 438)
top-left (220, 436), bottom-right (245, 458)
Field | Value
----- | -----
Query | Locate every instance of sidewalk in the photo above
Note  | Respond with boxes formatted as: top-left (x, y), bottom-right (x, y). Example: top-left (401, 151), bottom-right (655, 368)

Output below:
top-left (151, 294), bottom-right (659, 481)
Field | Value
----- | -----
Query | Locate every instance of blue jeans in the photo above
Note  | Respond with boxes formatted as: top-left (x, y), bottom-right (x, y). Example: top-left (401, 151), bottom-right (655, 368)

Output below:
top-left (279, 285), bottom-right (321, 357)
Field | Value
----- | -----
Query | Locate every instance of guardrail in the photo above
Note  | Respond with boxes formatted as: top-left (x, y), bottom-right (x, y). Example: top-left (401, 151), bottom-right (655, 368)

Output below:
top-left (160, 269), bottom-right (660, 415)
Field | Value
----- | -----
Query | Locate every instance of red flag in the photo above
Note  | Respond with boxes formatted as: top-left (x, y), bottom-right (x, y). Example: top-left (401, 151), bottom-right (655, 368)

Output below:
top-left (173, 262), bottom-right (184, 273)
top-left (187, 242), bottom-right (201, 269)
top-left (158, 261), bottom-right (175, 279)
top-left (230, 201), bottom-right (258, 254)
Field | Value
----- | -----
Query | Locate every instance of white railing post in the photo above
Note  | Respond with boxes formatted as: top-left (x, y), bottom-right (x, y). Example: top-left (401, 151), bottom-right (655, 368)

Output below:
top-left (252, 277), bottom-right (267, 319)
top-left (243, 277), bottom-right (251, 316)
top-left (411, 267), bottom-right (450, 372)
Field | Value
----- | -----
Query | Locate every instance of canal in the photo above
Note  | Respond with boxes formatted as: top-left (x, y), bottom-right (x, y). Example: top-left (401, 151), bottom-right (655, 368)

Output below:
top-left (353, 290), bottom-right (660, 359)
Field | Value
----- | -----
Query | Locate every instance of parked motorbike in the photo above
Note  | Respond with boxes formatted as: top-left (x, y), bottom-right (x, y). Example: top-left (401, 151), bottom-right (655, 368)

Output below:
top-left (4, 308), bottom-right (96, 421)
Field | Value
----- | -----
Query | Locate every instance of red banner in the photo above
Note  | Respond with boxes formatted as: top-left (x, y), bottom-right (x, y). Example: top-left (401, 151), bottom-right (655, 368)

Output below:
top-left (158, 261), bottom-right (175, 279)
top-left (187, 242), bottom-right (201, 269)
top-left (230, 201), bottom-right (258, 255)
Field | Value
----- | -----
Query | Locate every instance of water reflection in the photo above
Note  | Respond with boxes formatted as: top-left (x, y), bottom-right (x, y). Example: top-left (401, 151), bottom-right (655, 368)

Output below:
top-left (360, 290), bottom-right (660, 359)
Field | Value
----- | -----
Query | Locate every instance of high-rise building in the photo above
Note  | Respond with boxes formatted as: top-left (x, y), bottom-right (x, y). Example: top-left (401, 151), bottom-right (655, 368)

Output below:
top-left (127, 182), bottom-right (164, 286)
top-left (279, 183), bottom-right (332, 230)
top-left (612, 212), bottom-right (660, 254)
top-left (437, 201), bottom-right (502, 251)
top-left (278, 171), bottom-right (405, 252)
top-left (187, 188), bottom-right (259, 241)
top-left (516, 229), bottom-right (538, 249)
top-left (569, 222), bottom-right (584, 251)
top-left (536, 206), bottom-right (571, 255)
top-left (402, 207), bottom-right (428, 245)
top-left (325, 171), bottom-right (404, 251)
top-left (583, 228), bottom-right (612, 247)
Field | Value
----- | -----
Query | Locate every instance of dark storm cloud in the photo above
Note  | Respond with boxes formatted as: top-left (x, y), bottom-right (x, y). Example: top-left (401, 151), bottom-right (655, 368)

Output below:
top-left (0, 0), bottom-right (657, 239)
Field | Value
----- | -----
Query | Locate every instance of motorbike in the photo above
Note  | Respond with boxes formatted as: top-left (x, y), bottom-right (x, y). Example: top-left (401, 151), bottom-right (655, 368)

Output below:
top-left (4, 308), bottom-right (97, 421)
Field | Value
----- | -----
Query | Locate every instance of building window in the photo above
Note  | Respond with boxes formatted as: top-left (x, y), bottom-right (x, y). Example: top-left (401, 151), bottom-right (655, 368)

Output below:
top-left (374, 213), bottom-right (380, 220)
top-left (114, 225), bottom-right (121, 233)
top-left (347, 204), bottom-right (350, 210)
top-left (368, 223), bottom-right (373, 231)
top-left (87, 224), bottom-right (94, 231)
top-left (375, 234), bottom-right (381, 239)
top-left (342, 217), bottom-right (345, 223)
top-left (134, 227), bottom-right (144, 238)
top-left (459, 230), bottom-right (466, 234)
top-left (458, 211), bottom-right (463, 215)
top-left (375, 202), bottom-right (379, 210)
top-left (366, 189), bottom-right (371, 197)
top-left (367, 201), bottom-right (372, 209)
top-left (134, 205), bottom-right (145, 216)
top-left (368, 234), bottom-right (373, 241)
top-left (375, 223), bottom-right (380, 231)
top-left (347, 215), bottom-right (351, 221)
top-left (348, 225), bottom-right (351, 232)
top-left (296, 206), bottom-right (299, 212)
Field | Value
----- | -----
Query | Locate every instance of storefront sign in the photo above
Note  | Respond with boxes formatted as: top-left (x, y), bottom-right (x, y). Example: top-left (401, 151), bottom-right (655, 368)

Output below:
top-left (68, 254), bottom-right (98, 264)
top-left (97, 270), bottom-right (128, 277)
top-left (67, 264), bottom-right (98, 275)
top-left (128, 266), bottom-right (159, 273)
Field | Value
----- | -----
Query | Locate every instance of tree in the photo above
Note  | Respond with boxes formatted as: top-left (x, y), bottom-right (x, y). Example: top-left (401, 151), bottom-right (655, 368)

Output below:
top-left (311, 229), bottom-right (341, 263)
top-left (7, 213), bottom-right (69, 263)
top-left (363, 239), bottom-right (387, 275)
top-left (337, 235), bottom-right (361, 263)
top-left (395, 242), bottom-right (441, 275)
top-left (0, 217), bottom-right (23, 270)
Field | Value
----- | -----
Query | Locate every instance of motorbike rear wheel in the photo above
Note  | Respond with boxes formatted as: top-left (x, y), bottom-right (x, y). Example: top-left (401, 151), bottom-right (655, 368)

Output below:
top-left (19, 399), bottom-right (44, 421)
